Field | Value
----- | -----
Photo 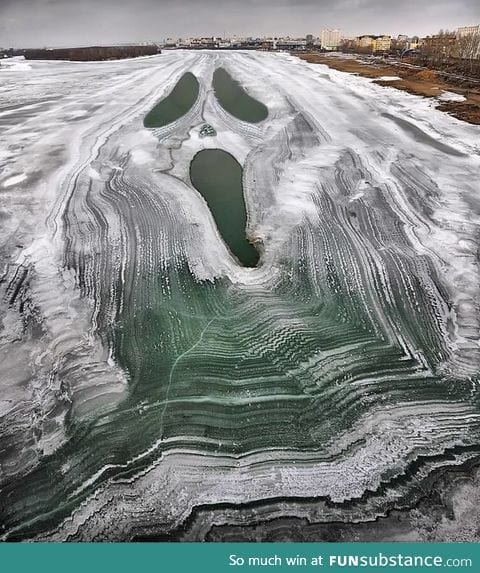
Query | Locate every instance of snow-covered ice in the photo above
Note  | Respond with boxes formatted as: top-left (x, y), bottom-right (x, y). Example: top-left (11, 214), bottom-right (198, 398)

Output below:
top-left (1, 51), bottom-right (480, 542)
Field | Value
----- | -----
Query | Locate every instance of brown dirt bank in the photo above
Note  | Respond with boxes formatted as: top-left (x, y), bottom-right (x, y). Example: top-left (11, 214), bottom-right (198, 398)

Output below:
top-left (298, 53), bottom-right (480, 126)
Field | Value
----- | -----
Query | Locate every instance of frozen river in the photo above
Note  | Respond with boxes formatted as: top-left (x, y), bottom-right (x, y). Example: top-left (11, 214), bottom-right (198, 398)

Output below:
top-left (1, 51), bottom-right (480, 541)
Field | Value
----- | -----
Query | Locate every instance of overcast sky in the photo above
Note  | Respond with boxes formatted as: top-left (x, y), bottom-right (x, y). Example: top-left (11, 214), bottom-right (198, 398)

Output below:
top-left (1, 0), bottom-right (479, 48)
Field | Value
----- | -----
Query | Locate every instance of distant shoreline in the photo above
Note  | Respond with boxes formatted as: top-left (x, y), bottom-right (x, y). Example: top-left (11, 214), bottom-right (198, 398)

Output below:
top-left (2, 44), bottom-right (161, 62)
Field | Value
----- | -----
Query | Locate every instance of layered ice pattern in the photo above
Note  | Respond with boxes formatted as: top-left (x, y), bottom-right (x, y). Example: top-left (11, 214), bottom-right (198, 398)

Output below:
top-left (1, 51), bottom-right (480, 541)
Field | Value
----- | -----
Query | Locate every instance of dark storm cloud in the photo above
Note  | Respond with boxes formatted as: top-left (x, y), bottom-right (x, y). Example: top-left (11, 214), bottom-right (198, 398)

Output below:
top-left (0, 0), bottom-right (478, 48)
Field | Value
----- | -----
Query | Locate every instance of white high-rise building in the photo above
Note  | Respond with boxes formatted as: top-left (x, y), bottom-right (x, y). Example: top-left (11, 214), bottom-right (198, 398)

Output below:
top-left (320, 29), bottom-right (342, 50)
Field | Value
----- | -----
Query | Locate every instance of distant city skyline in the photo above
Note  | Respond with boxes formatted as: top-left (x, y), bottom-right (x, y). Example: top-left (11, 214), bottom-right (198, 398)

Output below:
top-left (0, 0), bottom-right (478, 48)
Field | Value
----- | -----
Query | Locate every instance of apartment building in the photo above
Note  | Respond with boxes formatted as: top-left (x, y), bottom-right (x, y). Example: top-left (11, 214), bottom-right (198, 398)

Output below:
top-left (457, 25), bottom-right (480, 38)
top-left (373, 35), bottom-right (391, 52)
top-left (357, 35), bottom-right (374, 49)
top-left (320, 29), bottom-right (342, 50)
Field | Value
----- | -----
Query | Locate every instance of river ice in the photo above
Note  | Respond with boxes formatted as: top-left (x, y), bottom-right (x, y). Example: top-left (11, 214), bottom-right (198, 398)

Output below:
top-left (1, 51), bottom-right (480, 541)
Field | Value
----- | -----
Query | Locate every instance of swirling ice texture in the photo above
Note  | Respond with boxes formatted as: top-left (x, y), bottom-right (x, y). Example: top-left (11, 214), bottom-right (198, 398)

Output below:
top-left (0, 51), bottom-right (480, 541)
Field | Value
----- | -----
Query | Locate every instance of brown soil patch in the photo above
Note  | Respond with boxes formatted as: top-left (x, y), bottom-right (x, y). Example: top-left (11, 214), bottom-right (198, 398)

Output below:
top-left (437, 101), bottom-right (480, 124)
top-left (411, 69), bottom-right (438, 82)
top-left (298, 53), bottom-right (480, 125)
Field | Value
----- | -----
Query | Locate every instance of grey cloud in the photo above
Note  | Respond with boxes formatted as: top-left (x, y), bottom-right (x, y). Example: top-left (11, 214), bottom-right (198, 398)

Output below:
top-left (0, 0), bottom-right (478, 48)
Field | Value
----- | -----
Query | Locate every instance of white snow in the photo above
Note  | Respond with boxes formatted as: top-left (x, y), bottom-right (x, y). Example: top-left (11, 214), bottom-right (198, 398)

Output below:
top-left (437, 91), bottom-right (467, 103)
top-left (1, 57), bottom-right (32, 71)
top-left (2, 173), bottom-right (27, 188)
top-left (375, 75), bottom-right (402, 81)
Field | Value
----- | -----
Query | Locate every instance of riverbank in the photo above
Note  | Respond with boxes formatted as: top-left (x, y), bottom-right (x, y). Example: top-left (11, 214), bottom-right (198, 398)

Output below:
top-left (298, 53), bottom-right (480, 126)
top-left (11, 45), bottom-right (161, 62)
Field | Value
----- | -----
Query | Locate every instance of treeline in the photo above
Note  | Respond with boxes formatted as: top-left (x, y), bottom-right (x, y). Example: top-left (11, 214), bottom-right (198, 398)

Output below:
top-left (417, 30), bottom-right (480, 78)
top-left (415, 55), bottom-right (480, 80)
top-left (23, 45), bottom-right (161, 62)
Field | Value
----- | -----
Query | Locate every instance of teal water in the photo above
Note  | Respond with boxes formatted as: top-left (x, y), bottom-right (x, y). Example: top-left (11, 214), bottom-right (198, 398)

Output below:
top-left (213, 68), bottom-right (268, 123)
top-left (144, 72), bottom-right (199, 127)
top-left (190, 149), bottom-right (259, 267)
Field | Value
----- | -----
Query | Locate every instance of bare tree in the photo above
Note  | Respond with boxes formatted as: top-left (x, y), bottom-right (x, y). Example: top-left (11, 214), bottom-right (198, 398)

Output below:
top-left (457, 32), bottom-right (480, 75)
